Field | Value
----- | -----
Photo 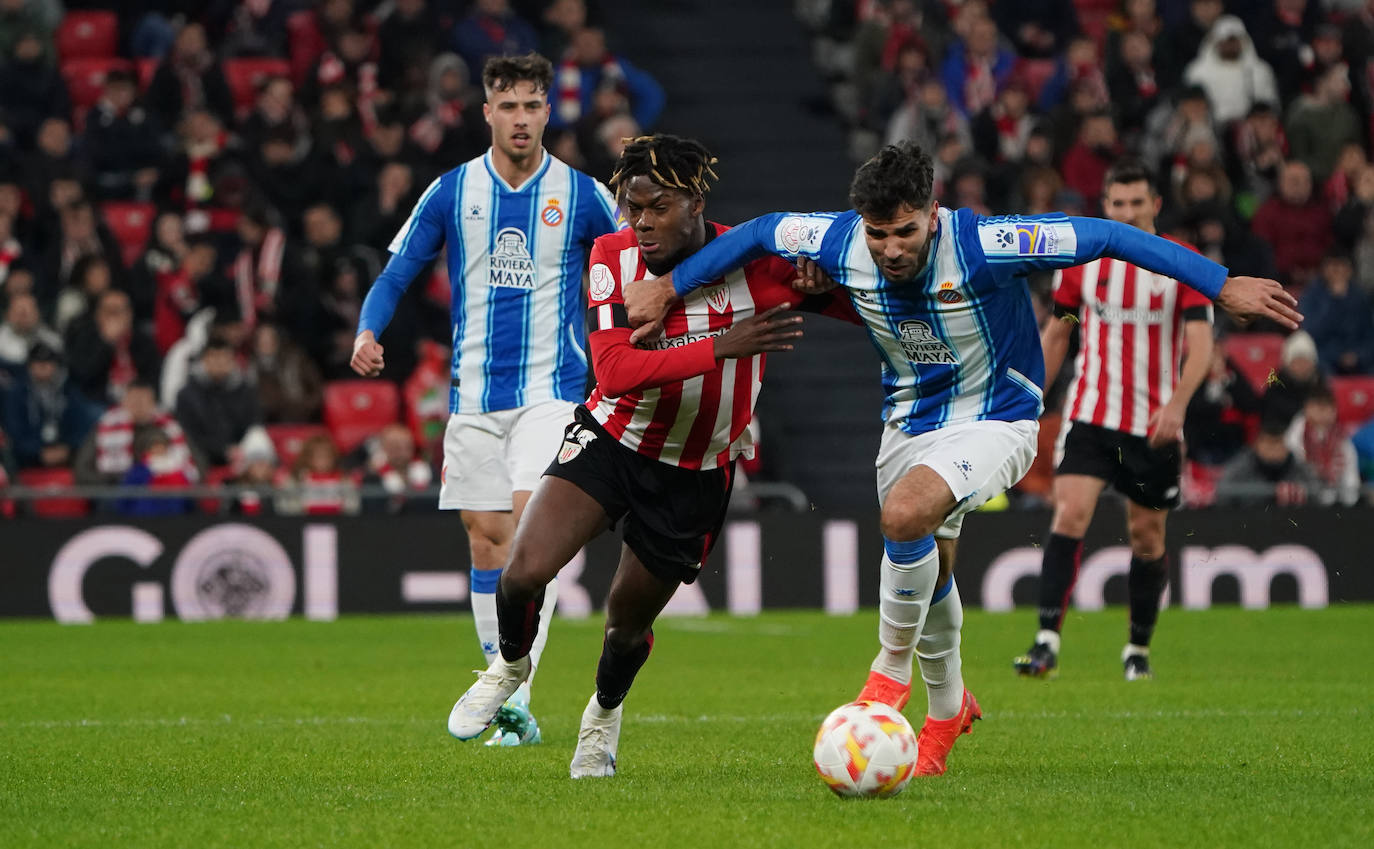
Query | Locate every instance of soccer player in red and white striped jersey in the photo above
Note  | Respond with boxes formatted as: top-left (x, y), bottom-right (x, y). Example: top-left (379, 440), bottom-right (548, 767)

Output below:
top-left (447, 135), bottom-right (855, 776)
top-left (1014, 159), bottom-right (1215, 682)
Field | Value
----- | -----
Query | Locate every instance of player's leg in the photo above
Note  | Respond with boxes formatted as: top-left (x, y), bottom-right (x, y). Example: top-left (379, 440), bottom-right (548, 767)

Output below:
top-left (1122, 502), bottom-right (1168, 680)
top-left (448, 475), bottom-right (611, 740)
top-left (1118, 436), bottom-right (1179, 680)
top-left (489, 401), bottom-right (577, 741)
top-left (570, 544), bottom-right (679, 779)
top-left (1015, 421), bottom-right (1114, 678)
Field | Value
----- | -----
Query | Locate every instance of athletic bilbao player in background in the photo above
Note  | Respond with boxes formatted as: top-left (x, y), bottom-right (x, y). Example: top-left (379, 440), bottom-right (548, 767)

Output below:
top-left (445, 135), bottom-right (857, 777)
top-left (1013, 159), bottom-right (1213, 682)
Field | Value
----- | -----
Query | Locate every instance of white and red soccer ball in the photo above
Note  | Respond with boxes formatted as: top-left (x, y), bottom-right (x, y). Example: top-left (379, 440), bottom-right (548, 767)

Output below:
top-left (812, 700), bottom-right (918, 798)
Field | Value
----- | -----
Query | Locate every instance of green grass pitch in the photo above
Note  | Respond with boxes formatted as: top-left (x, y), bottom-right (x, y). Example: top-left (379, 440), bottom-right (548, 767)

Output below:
top-left (3, 606), bottom-right (1372, 848)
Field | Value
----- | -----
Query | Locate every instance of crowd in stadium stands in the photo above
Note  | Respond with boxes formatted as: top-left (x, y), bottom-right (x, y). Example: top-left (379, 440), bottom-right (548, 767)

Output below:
top-left (799, 0), bottom-right (1374, 507)
top-left (2, 0), bottom-right (1374, 515)
top-left (0, 0), bottom-right (670, 516)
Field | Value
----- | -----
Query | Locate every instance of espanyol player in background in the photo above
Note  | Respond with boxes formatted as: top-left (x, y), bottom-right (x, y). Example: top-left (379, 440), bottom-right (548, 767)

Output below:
top-left (351, 53), bottom-right (624, 748)
top-left (622, 142), bottom-right (1302, 777)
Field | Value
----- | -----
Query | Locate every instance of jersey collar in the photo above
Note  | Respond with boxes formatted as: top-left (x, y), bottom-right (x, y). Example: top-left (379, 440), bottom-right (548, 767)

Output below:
top-left (484, 147), bottom-right (551, 193)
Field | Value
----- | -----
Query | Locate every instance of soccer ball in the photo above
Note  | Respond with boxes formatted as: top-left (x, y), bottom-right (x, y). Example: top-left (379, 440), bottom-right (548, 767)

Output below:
top-left (812, 700), bottom-right (918, 798)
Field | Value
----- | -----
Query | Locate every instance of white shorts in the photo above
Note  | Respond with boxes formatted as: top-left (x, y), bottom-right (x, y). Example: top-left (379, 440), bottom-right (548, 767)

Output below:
top-left (438, 400), bottom-right (578, 511)
top-left (875, 418), bottom-right (1039, 539)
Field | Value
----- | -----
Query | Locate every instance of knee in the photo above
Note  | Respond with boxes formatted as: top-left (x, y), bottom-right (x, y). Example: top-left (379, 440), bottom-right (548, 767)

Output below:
top-left (1128, 516), bottom-right (1166, 560)
top-left (500, 542), bottom-right (544, 595)
top-left (880, 499), bottom-right (939, 542)
top-left (1050, 502), bottom-right (1094, 538)
top-left (603, 622), bottom-right (650, 656)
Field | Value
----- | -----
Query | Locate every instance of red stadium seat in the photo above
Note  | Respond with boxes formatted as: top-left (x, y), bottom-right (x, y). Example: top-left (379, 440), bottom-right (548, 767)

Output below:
top-left (101, 202), bottom-right (155, 268)
top-left (286, 10), bottom-right (325, 86)
top-left (1331, 376), bottom-right (1374, 427)
top-left (17, 467), bottom-right (89, 518)
top-left (223, 57), bottom-right (292, 116)
top-left (135, 57), bottom-right (159, 91)
top-left (323, 381), bottom-right (401, 454)
top-left (265, 424), bottom-right (332, 469)
top-left (1222, 333), bottom-right (1285, 394)
top-left (56, 11), bottom-right (119, 60)
top-left (61, 57), bottom-right (133, 128)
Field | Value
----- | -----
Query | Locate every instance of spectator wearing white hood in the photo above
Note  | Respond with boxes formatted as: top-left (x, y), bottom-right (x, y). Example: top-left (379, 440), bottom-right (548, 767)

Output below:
top-left (1183, 15), bottom-right (1279, 126)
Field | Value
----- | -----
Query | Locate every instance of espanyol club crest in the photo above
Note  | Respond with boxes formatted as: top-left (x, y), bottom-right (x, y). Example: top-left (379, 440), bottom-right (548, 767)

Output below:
top-left (558, 425), bottom-right (596, 463)
top-left (936, 281), bottom-right (964, 304)
top-left (541, 199), bottom-right (563, 226)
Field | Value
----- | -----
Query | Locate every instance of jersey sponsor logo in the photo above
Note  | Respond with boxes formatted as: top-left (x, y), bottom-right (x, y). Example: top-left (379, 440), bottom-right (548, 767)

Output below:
top-left (896, 319), bottom-right (958, 364)
top-left (589, 263), bottom-right (615, 301)
top-left (490, 227), bottom-right (537, 289)
top-left (643, 327), bottom-right (728, 350)
top-left (703, 283), bottom-right (730, 313)
top-left (1092, 302), bottom-right (1169, 324)
top-left (557, 423), bottom-right (596, 463)
top-left (935, 281), bottom-right (964, 304)
top-left (464, 202), bottom-right (485, 221)
top-left (979, 220), bottom-right (1075, 258)
top-left (775, 215), bottom-right (830, 254)
top-left (541, 199), bottom-right (563, 226)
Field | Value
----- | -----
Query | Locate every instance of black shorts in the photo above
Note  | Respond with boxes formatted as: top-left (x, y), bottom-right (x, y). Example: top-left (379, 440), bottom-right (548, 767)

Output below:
top-left (543, 406), bottom-right (735, 585)
top-left (1056, 421), bottom-right (1182, 509)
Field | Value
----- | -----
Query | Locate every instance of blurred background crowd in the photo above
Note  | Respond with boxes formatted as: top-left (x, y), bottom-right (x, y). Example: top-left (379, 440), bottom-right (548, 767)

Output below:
top-left (1, 0), bottom-right (1373, 517)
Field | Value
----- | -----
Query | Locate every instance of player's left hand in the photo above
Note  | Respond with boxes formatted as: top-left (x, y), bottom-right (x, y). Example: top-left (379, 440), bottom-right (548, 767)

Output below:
top-left (626, 276), bottom-right (677, 345)
top-left (1216, 276), bottom-right (1302, 330)
top-left (1146, 402), bottom-right (1185, 449)
top-left (791, 256), bottom-right (838, 295)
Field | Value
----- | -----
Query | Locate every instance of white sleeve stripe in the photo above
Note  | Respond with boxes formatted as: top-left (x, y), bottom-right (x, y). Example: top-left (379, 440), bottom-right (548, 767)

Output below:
top-left (389, 177), bottom-right (443, 255)
top-left (597, 303), bottom-right (613, 330)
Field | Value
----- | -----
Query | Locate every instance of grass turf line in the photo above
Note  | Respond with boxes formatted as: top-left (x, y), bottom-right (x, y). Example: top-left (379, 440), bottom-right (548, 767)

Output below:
top-left (1, 606), bottom-right (1371, 849)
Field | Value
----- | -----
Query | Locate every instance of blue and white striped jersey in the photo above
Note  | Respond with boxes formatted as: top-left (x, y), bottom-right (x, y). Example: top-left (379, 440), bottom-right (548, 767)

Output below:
top-left (671, 207), bottom-right (1226, 435)
top-left (359, 149), bottom-right (624, 413)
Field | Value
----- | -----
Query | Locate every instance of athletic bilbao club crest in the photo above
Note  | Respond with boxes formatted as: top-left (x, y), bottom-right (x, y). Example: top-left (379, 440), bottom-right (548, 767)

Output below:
top-left (541, 199), bottom-right (563, 226)
top-left (557, 424), bottom-right (596, 463)
top-left (703, 284), bottom-right (730, 313)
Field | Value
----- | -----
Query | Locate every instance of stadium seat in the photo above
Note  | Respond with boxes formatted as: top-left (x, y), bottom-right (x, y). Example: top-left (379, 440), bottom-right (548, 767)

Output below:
top-left (61, 57), bottom-right (134, 128)
top-left (101, 202), bottom-right (155, 268)
top-left (135, 57), bottom-right (158, 91)
top-left (56, 10), bottom-right (119, 60)
top-left (323, 380), bottom-right (401, 454)
top-left (1222, 333), bottom-right (1285, 394)
top-left (17, 467), bottom-right (90, 518)
top-left (223, 58), bottom-right (292, 116)
top-left (1331, 376), bottom-right (1374, 427)
top-left (265, 424), bottom-right (331, 469)
top-left (286, 10), bottom-right (325, 86)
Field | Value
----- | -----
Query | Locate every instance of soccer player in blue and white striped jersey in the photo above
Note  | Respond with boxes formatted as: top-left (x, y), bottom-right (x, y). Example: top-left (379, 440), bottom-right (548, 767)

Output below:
top-left (351, 53), bottom-right (624, 747)
top-left (624, 143), bottom-right (1301, 775)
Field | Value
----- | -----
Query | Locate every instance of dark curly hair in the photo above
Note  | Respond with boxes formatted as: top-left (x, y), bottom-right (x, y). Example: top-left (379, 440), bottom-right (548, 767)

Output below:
top-left (1103, 157), bottom-right (1158, 196)
top-left (848, 142), bottom-right (935, 220)
top-left (482, 52), bottom-right (554, 96)
top-left (609, 134), bottom-right (720, 199)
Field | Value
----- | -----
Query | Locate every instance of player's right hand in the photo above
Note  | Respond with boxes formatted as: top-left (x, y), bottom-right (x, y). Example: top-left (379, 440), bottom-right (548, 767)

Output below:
top-left (351, 331), bottom-right (385, 377)
top-left (626, 277), bottom-right (677, 345)
top-left (714, 303), bottom-right (804, 360)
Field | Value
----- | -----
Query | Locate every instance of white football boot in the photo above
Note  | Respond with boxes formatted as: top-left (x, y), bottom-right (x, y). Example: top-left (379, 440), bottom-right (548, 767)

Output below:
top-left (447, 655), bottom-right (530, 740)
top-left (568, 694), bottom-right (622, 778)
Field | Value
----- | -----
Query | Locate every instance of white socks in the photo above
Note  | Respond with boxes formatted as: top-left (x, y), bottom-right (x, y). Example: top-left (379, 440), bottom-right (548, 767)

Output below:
top-left (525, 577), bottom-right (559, 689)
top-left (470, 575), bottom-right (501, 666)
top-left (870, 536), bottom-right (939, 686)
top-left (918, 576), bottom-right (965, 720)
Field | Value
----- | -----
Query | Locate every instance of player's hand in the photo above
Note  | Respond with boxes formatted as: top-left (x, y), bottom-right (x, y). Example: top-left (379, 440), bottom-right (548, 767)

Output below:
top-left (350, 330), bottom-right (385, 377)
top-left (626, 276), bottom-right (677, 345)
top-left (1216, 276), bottom-right (1302, 330)
top-left (713, 303), bottom-right (804, 359)
top-left (791, 256), bottom-right (838, 295)
top-left (1146, 401), bottom-right (1185, 449)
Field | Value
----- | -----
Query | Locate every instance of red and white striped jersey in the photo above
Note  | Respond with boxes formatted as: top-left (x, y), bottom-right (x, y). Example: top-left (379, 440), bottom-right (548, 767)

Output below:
top-left (1053, 243), bottom-right (1212, 437)
top-left (585, 224), bottom-right (855, 470)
